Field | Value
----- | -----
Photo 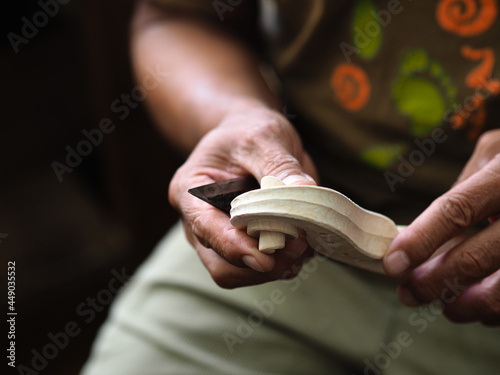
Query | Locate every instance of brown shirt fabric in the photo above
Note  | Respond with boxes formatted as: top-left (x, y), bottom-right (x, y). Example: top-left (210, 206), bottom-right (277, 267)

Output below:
top-left (152, 0), bottom-right (500, 223)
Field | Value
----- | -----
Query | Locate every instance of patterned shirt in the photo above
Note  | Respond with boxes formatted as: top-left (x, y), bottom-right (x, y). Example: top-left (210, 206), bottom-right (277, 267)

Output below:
top-left (152, 0), bottom-right (500, 223)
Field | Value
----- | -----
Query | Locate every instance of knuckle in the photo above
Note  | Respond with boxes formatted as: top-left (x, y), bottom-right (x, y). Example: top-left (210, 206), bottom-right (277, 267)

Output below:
top-left (488, 153), bottom-right (500, 175)
top-left (216, 227), bottom-right (238, 262)
top-left (262, 152), bottom-right (302, 177)
top-left (406, 226), bottom-right (436, 262)
top-left (476, 131), bottom-right (492, 149)
top-left (476, 129), bottom-right (500, 149)
top-left (191, 215), bottom-right (211, 249)
top-left (239, 118), bottom-right (282, 146)
top-left (194, 222), bottom-right (242, 265)
top-left (258, 117), bottom-right (284, 135)
top-left (474, 131), bottom-right (500, 174)
top-left (235, 117), bottom-right (297, 155)
top-left (457, 249), bottom-right (491, 282)
top-left (438, 193), bottom-right (477, 231)
top-left (234, 131), bottom-right (259, 161)
top-left (407, 279), bottom-right (439, 304)
top-left (167, 173), bottom-right (182, 210)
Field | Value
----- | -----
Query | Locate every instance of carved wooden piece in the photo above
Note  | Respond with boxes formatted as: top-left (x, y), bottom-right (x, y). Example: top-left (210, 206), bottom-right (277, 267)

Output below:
top-left (230, 177), bottom-right (400, 273)
top-left (254, 176), bottom-right (299, 253)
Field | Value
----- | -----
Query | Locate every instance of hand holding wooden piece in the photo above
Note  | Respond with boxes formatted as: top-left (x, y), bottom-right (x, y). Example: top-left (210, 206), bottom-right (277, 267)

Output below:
top-left (230, 176), bottom-right (400, 273)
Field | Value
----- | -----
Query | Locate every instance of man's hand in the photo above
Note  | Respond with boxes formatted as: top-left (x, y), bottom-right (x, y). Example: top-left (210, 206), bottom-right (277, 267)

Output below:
top-left (383, 129), bottom-right (500, 325)
top-left (132, 3), bottom-right (318, 288)
top-left (169, 107), bottom-right (318, 288)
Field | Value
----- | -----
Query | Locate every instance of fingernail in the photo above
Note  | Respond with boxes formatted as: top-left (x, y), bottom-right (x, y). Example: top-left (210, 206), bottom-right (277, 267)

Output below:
top-left (385, 250), bottom-right (411, 277)
top-left (282, 174), bottom-right (314, 185)
top-left (397, 286), bottom-right (420, 307)
top-left (242, 255), bottom-right (265, 272)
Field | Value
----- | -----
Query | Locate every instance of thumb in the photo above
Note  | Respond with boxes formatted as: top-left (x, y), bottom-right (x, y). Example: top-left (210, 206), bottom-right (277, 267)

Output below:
top-left (260, 154), bottom-right (317, 187)
top-left (243, 146), bottom-right (317, 187)
top-left (280, 150), bottom-right (318, 186)
top-left (281, 174), bottom-right (317, 186)
top-left (225, 113), bottom-right (318, 186)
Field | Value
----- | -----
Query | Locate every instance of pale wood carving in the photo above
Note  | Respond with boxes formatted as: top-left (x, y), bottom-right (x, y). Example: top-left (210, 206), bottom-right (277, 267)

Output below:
top-left (230, 176), bottom-right (400, 273)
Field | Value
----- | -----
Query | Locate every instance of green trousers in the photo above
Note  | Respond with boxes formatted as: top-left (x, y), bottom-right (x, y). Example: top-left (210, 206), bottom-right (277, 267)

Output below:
top-left (81, 222), bottom-right (500, 375)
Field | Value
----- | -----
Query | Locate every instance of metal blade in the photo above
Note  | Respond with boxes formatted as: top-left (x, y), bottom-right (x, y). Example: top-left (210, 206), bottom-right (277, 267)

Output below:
top-left (188, 175), bottom-right (260, 214)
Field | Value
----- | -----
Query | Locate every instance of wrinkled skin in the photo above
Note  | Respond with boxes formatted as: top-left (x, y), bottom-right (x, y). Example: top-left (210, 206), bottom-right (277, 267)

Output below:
top-left (169, 108), bottom-right (318, 288)
top-left (384, 129), bottom-right (500, 325)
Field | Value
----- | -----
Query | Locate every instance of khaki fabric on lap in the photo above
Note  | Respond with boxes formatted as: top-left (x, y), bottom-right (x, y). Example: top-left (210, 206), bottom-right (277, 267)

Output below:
top-left (81, 222), bottom-right (500, 375)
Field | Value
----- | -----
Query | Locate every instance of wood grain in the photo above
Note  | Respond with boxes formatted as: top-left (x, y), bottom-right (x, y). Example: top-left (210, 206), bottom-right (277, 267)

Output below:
top-left (230, 177), bottom-right (400, 273)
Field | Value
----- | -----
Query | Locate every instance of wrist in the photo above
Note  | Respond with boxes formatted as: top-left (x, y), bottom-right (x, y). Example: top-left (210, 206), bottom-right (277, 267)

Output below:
top-left (218, 93), bottom-right (280, 117)
top-left (218, 97), bottom-right (285, 126)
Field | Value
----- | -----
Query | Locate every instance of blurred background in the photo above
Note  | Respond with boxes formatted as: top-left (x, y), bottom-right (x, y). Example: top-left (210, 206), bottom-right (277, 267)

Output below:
top-left (1, 1), bottom-right (183, 373)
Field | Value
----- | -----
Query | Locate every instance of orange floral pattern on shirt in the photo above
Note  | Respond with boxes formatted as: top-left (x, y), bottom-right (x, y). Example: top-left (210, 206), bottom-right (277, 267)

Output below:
top-left (436, 0), bottom-right (497, 36)
top-left (331, 63), bottom-right (371, 112)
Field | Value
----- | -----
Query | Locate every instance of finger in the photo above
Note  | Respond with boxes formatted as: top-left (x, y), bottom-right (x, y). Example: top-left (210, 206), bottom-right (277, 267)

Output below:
top-left (173, 163), bottom-right (276, 274)
top-left (397, 219), bottom-right (500, 308)
top-left (195, 241), bottom-right (316, 288)
top-left (455, 129), bottom-right (500, 184)
top-left (274, 245), bottom-right (316, 280)
top-left (229, 120), bottom-right (317, 185)
top-left (256, 149), bottom-right (317, 187)
top-left (187, 204), bottom-right (276, 272)
top-left (440, 270), bottom-right (500, 325)
top-left (384, 156), bottom-right (500, 277)
top-left (195, 244), bottom-right (276, 288)
top-left (169, 166), bottom-right (241, 213)
top-left (280, 234), bottom-right (309, 262)
top-left (176, 165), bottom-right (311, 274)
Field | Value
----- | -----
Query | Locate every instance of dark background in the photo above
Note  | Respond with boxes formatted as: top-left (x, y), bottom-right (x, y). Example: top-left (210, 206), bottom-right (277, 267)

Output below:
top-left (1, 1), bottom-right (183, 373)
